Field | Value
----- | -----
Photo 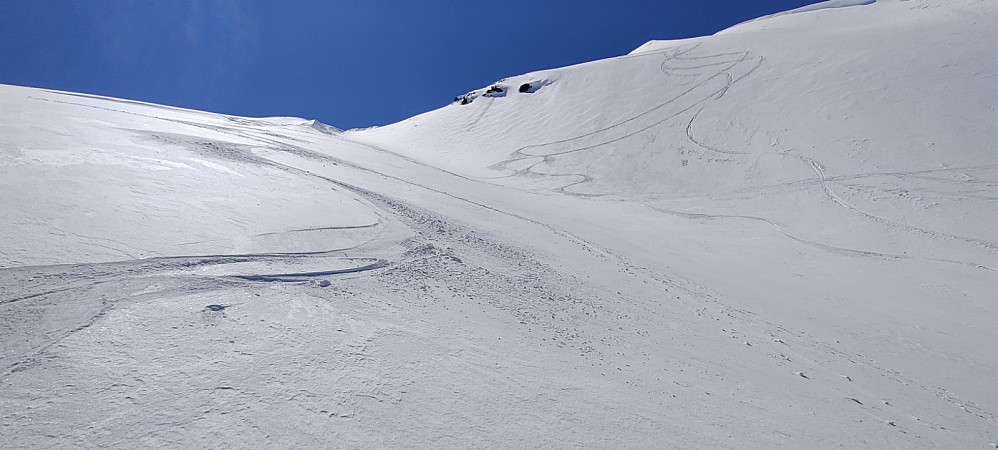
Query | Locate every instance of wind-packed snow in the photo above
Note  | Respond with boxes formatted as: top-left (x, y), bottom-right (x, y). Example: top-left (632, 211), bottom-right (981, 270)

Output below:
top-left (2, 0), bottom-right (997, 447)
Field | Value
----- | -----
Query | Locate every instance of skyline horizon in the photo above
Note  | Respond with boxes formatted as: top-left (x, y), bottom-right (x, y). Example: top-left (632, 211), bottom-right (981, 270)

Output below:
top-left (0, 1), bottom-right (822, 129)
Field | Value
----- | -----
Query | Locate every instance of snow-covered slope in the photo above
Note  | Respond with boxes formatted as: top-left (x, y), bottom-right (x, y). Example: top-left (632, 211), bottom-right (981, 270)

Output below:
top-left (0, 89), bottom-right (379, 267)
top-left (3, 0), bottom-right (997, 447)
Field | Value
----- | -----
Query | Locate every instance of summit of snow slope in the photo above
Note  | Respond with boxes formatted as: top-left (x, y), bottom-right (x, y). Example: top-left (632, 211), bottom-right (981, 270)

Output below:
top-left (722, 0), bottom-right (878, 32)
top-left (631, 0), bottom-right (877, 55)
top-left (3, 0), bottom-right (998, 447)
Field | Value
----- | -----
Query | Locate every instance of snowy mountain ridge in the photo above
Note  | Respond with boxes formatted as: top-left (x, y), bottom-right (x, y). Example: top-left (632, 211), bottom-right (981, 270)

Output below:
top-left (2, 0), bottom-right (997, 447)
top-left (721, 0), bottom-right (877, 32)
top-left (631, 0), bottom-right (877, 54)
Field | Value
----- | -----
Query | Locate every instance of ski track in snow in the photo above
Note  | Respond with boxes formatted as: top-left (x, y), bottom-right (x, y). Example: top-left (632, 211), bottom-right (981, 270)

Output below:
top-left (787, 150), bottom-right (998, 259)
top-left (474, 40), bottom-right (998, 270)
top-left (485, 45), bottom-right (762, 197)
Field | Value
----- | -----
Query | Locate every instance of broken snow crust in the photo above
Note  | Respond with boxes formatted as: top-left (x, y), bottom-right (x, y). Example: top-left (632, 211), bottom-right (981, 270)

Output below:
top-left (2, 0), bottom-right (998, 447)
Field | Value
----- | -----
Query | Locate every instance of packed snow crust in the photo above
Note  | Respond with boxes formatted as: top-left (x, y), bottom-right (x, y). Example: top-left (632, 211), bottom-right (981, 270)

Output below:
top-left (2, 0), bottom-right (998, 447)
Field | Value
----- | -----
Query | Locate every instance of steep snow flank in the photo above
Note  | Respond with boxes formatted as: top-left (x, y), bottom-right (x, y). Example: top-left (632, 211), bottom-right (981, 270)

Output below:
top-left (350, 0), bottom-right (998, 260)
top-left (345, 0), bottom-right (998, 445)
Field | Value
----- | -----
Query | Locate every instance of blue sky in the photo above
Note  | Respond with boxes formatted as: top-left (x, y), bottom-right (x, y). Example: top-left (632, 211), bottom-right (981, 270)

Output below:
top-left (0, 1), bottom-right (819, 129)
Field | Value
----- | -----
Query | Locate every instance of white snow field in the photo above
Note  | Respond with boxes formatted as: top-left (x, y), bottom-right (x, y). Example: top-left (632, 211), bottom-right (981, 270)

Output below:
top-left (2, 0), bottom-right (997, 447)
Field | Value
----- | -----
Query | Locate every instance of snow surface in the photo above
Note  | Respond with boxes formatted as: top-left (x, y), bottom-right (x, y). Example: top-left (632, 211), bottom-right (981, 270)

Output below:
top-left (722, 0), bottom-right (878, 33)
top-left (3, 0), bottom-right (998, 447)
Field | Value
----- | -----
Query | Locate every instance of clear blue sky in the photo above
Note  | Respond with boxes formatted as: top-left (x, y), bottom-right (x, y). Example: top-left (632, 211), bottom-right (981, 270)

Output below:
top-left (0, 1), bottom-right (819, 129)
